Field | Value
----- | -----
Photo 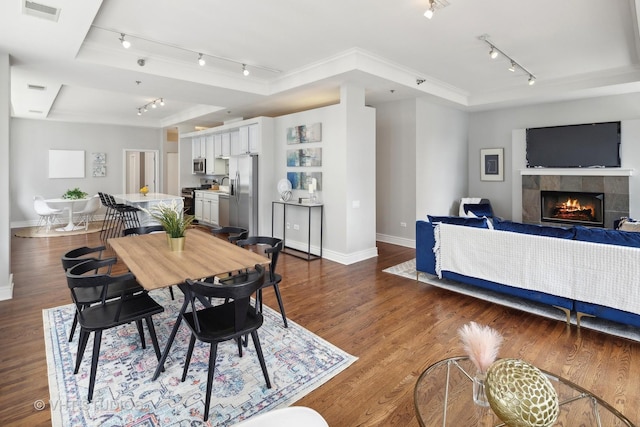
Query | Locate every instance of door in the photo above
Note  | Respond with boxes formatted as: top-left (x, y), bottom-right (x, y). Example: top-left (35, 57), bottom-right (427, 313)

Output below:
top-left (124, 149), bottom-right (159, 194)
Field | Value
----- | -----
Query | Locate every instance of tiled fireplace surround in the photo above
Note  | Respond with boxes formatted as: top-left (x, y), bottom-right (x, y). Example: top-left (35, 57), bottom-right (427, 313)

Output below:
top-left (522, 174), bottom-right (629, 229)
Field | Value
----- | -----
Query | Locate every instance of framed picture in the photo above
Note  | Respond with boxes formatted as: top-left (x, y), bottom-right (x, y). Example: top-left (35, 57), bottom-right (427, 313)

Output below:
top-left (286, 123), bottom-right (322, 144)
top-left (92, 165), bottom-right (106, 177)
top-left (92, 152), bottom-right (106, 164)
top-left (480, 148), bottom-right (504, 181)
top-left (287, 148), bottom-right (322, 167)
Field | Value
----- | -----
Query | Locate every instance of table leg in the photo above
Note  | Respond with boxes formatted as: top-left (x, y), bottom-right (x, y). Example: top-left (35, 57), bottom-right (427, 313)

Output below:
top-left (56, 203), bottom-right (80, 232)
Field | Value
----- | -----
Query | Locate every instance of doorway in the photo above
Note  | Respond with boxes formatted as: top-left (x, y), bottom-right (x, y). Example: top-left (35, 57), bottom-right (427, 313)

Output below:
top-left (123, 149), bottom-right (159, 194)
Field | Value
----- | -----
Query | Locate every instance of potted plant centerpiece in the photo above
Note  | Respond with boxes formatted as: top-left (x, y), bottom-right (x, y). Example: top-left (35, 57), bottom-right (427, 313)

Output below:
top-left (62, 187), bottom-right (88, 200)
top-left (144, 200), bottom-right (194, 251)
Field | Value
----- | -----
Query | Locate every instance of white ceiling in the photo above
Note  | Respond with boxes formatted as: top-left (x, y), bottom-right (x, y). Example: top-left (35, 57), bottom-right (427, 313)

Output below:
top-left (3, 0), bottom-right (640, 129)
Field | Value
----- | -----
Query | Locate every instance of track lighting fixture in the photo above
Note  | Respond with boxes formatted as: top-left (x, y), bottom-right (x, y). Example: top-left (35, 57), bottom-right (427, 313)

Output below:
top-left (136, 97), bottom-right (165, 115)
top-left (478, 35), bottom-right (537, 86)
top-left (424, 0), bottom-right (435, 19)
top-left (119, 33), bottom-right (131, 49)
top-left (95, 25), bottom-right (281, 74)
top-left (242, 64), bottom-right (249, 76)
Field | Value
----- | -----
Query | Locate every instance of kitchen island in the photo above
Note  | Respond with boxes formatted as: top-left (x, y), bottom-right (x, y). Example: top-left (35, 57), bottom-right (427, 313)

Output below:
top-left (113, 193), bottom-right (184, 226)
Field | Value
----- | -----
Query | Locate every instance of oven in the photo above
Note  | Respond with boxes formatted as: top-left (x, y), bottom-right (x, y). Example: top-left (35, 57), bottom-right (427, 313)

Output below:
top-left (181, 187), bottom-right (197, 216)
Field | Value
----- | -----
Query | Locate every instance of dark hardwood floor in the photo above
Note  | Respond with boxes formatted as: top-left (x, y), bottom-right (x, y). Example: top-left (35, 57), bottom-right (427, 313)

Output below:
top-left (2, 227), bottom-right (639, 426)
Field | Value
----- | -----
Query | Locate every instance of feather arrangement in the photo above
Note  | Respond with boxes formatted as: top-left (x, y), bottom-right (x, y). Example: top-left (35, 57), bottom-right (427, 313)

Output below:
top-left (458, 321), bottom-right (503, 373)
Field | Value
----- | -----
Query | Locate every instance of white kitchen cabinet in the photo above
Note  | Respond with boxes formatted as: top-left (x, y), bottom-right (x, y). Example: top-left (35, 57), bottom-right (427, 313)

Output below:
top-left (192, 136), bottom-right (205, 159)
top-left (194, 190), bottom-right (219, 226)
top-left (214, 134), bottom-right (223, 158)
top-left (238, 124), bottom-right (260, 154)
top-left (205, 134), bottom-right (226, 174)
top-left (229, 129), bottom-right (241, 156)
top-left (221, 133), bottom-right (231, 158)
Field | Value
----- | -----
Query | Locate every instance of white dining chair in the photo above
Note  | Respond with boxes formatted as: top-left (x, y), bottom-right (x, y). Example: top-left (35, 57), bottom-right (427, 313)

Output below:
top-left (73, 194), bottom-right (101, 230)
top-left (230, 407), bottom-right (329, 427)
top-left (34, 195), bottom-right (62, 232)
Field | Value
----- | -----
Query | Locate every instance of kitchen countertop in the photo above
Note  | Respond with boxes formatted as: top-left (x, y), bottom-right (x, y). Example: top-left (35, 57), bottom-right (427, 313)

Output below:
top-left (113, 193), bottom-right (183, 203)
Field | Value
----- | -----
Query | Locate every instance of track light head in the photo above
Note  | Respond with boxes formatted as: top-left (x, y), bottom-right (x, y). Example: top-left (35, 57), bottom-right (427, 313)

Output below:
top-left (489, 47), bottom-right (498, 59)
top-left (242, 64), bottom-right (249, 76)
top-left (198, 53), bottom-right (206, 66)
top-left (137, 108), bottom-right (142, 116)
top-left (151, 101), bottom-right (157, 109)
top-left (508, 61), bottom-right (516, 72)
top-left (528, 75), bottom-right (536, 85)
top-left (159, 98), bottom-right (165, 106)
top-left (424, 7), bottom-right (434, 19)
top-left (119, 33), bottom-right (131, 49)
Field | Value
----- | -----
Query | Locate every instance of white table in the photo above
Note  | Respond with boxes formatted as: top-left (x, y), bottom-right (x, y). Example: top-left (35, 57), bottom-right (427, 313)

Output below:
top-left (113, 193), bottom-right (184, 226)
top-left (44, 197), bottom-right (89, 231)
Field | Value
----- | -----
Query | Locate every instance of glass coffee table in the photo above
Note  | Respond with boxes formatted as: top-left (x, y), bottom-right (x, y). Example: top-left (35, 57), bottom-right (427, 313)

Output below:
top-left (414, 356), bottom-right (636, 427)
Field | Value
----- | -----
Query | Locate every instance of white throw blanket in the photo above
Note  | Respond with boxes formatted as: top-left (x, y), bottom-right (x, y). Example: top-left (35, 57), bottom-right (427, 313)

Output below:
top-left (434, 223), bottom-right (640, 315)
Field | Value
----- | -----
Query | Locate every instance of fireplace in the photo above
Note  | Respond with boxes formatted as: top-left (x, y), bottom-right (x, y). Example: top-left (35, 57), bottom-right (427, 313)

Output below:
top-left (540, 191), bottom-right (604, 227)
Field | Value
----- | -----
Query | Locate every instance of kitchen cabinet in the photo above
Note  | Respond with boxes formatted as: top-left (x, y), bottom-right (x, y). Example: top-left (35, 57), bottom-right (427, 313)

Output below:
top-left (192, 136), bottom-right (205, 159)
top-left (205, 134), bottom-right (226, 174)
top-left (221, 133), bottom-right (231, 158)
top-left (238, 124), bottom-right (261, 154)
top-left (229, 129), bottom-right (241, 156)
top-left (194, 190), bottom-right (219, 226)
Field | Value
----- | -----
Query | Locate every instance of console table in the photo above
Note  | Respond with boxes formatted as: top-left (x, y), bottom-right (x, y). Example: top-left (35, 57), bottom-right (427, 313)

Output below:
top-left (414, 356), bottom-right (635, 427)
top-left (271, 201), bottom-right (323, 261)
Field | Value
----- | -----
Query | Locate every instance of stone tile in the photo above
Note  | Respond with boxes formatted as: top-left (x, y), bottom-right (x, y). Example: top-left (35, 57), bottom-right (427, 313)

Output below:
top-left (604, 176), bottom-right (629, 195)
top-left (582, 176), bottom-right (604, 193)
top-left (559, 175), bottom-right (583, 191)
top-left (522, 175), bottom-right (539, 190)
top-left (606, 193), bottom-right (630, 213)
top-left (522, 189), bottom-right (540, 223)
top-left (540, 175), bottom-right (560, 190)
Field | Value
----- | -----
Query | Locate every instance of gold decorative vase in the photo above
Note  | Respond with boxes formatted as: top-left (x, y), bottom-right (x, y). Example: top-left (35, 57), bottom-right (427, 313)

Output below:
top-left (168, 236), bottom-right (185, 252)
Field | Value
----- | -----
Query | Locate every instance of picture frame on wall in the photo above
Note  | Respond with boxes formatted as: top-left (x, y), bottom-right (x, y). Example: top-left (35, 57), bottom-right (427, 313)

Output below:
top-left (480, 148), bottom-right (504, 181)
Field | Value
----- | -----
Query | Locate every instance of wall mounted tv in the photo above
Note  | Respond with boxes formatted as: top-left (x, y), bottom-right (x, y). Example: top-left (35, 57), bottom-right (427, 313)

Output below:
top-left (526, 121), bottom-right (621, 168)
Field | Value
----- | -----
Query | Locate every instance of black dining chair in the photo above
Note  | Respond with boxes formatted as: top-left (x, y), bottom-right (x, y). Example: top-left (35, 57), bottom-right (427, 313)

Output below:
top-left (182, 264), bottom-right (271, 421)
top-left (122, 225), bottom-right (175, 300)
top-left (61, 246), bottom-right (143, 341)
top-left (66, 258), bottom-right (164, 402)
top-left (211, 226), bottom-right (249, 244)
top-left (235, 236), bottom-right (288, 328)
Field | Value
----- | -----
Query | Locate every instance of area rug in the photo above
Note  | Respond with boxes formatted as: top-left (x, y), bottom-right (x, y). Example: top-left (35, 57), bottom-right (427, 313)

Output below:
top-left (43, 291), bottom-right (357, 426)
top-left (15, 221), bottom-right (104, 238)
top-left (384, 259), bottom-right (640, 342)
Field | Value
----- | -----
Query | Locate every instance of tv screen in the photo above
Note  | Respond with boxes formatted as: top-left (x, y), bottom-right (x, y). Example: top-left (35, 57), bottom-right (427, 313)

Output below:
top-left (526, 122), bottom-right (621, 168)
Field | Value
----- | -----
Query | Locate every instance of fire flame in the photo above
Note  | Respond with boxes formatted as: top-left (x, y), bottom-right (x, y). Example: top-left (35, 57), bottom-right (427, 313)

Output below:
top-left (560, 198), bottom-right (592, 214)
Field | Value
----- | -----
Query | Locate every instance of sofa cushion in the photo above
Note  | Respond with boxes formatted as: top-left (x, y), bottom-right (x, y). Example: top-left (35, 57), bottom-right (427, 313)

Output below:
top-left (493, 218), bottom-right (575, 239)
top-left (573, 225), bottom-right (640, 248)
top-left (427, 215), bottom-right (490, 229)
top-left (462, 203), bottom-right (493, 218)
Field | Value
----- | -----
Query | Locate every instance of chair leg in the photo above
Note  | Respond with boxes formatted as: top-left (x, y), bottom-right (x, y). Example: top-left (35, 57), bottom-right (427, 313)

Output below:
top-left (88, 330), bottom-right (103, 402)
top-left (145, 317), bottom-right (162, 360)
top-left (250, 331), bottom-right (271, 389)
top-left (169, 286), bottom-right (175, 300)
top-left (74, 329), bottom-right (90, 374)
top-left (237, 337), bottom-right (243, 357)
top-left (68, 311), bottom-right (79, 342)
top-left (181, 335), bottom-right (196, 382)
top-left (203, 343), bottom-right (219, 422)
top-left (272, 284), bottom-right (288, 328)
top-left (135, 319), bottom-right (146, 349)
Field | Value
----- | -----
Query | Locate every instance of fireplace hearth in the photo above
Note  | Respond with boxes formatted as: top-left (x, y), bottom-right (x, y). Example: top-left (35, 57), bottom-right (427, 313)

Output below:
top-left (541, 191), bottom-right (604, 227)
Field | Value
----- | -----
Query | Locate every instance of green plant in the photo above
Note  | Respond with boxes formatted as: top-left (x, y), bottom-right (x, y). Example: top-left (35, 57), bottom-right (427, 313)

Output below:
top-left (62, 187), bottom-right (88, 200)
top-left (143, 200), bottom-right (194, 238)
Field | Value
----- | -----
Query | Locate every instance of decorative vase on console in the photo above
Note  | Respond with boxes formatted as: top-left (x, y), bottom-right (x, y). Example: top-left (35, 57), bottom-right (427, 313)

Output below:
top-left (458, 321), bottom-right (503, 407)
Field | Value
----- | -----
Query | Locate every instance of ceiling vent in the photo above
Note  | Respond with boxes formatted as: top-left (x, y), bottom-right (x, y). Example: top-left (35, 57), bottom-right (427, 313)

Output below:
top-left (28, 84), bottom-right (46, 91)
top-left (23, 1), bottom-right (61, 22)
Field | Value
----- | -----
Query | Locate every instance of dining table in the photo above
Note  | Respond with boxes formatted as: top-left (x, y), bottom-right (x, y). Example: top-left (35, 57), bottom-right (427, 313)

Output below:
top-left (44, 197), bottom-right (89, 231)
top-left (108, 228), bottom-right (271, 380)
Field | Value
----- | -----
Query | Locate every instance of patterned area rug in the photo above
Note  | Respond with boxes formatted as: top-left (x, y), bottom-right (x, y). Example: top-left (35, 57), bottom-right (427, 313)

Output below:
top-left (384, 259), bottom-right (640, 342)
top-left (43, 291), bottom-right (357, 426)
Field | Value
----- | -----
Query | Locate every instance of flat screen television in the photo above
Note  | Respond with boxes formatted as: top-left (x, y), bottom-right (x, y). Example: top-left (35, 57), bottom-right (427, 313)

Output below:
top-left (526, 121), bottom-right (621, 168)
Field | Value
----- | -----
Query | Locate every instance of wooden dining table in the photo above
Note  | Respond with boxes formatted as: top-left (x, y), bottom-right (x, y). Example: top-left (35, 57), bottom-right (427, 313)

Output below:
top-left (109, 228), bottom-right (270, 380)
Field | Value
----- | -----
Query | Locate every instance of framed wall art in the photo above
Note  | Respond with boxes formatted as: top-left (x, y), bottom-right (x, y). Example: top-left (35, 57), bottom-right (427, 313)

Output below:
top-left (287, 147), bottom-right (322, 167)
top-left (480, 148), bottom-right (504, 181)
top-left (286, 122), bottom-right (322, 144)
top-left (287, 171), bottom-right (322, 191)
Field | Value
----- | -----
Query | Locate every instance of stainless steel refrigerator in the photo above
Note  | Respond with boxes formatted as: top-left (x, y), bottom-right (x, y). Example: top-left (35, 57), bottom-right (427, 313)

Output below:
top-left (229, 154), bottom-right (258, 235)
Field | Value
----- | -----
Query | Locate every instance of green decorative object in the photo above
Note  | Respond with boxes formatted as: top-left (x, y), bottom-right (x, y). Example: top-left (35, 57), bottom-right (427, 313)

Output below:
top-left (485, 358), bottom-right (559, 427)
top-left (143, 200), bottom-right (194, 238)
top-left (62, 187), bottom-right (88, 200)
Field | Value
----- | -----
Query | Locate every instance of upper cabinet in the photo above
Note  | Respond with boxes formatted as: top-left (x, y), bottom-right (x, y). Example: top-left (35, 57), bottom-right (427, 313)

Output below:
top-left (192, 136), bottom-right (205, 159)
top-left (229, 129), bottom-right (241, 156)
top-left (220, 133), bottom-right (231, 158)
top-left (237, 124), bottom-right (260, 155)
top-left (205, 135), bottom-right (226, 174)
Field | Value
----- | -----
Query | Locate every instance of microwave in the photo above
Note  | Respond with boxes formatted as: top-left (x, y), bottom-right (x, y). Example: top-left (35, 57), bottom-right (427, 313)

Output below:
top-left (193, 158), bottom-right (206, 174)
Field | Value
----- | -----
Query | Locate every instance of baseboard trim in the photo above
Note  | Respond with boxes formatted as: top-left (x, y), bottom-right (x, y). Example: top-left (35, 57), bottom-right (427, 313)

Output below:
top-left (376, 233), bottom-right (415, 248)
top-left (0, 273), bottom-right (14, 301)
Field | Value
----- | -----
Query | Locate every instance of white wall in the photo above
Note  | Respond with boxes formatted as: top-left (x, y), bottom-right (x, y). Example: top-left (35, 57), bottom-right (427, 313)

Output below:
top-left (375, 99), bottom-right (416, 247)
top-left (273, 84), bottom-right (377, 264)
top-left (468, 93), bottom-right (640, 220)
top-left (415, 99), bottom-right (469, 219)
top-left (0, 52), bottom-right (12, 300)
top-left (10, 119), bottom-right (162, 226)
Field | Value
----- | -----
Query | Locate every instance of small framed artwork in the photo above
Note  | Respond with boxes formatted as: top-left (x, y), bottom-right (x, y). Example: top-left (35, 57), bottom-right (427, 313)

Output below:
top-left (480, 148), bottom-right (504, 181)
top-left (286, 123), bottom-right (322, 144)
top-left (92, 152), bottom-right (106, 164)
top-left (93, 165), bottom-right (106, 177)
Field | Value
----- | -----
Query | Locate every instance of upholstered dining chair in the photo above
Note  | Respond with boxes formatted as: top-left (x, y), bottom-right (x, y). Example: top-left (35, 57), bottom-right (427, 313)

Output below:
top-left (234, 236), bottom-right (288, 328)
top-left (61, 248), bottom-right (144, 341)
top-left (73, 194), bottom-right (101, 230)
top-left (182, 264), bottom-right (270, 422)
top-left (34, 195), bottom-right (62, 232)
top-left (65, 258), bottom-right (163, 402)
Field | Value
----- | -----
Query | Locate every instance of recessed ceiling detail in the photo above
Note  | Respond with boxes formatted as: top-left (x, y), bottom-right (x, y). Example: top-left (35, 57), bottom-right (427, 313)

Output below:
top-left (23, 0), bottom-right (61, 22)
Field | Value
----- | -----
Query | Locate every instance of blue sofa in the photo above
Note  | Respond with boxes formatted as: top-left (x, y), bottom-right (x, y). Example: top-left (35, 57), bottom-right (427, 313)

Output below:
top-left (416, 216), bottom-right (640, 329)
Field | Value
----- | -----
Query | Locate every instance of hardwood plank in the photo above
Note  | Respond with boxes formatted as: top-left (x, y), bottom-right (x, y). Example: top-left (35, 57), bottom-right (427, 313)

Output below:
top-left (1, 227), bottom-right (639, 426)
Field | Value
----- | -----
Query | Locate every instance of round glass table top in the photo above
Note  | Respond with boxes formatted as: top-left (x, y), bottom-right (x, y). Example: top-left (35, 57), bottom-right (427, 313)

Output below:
top-left (414, 356), bottom-right (635, 427)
